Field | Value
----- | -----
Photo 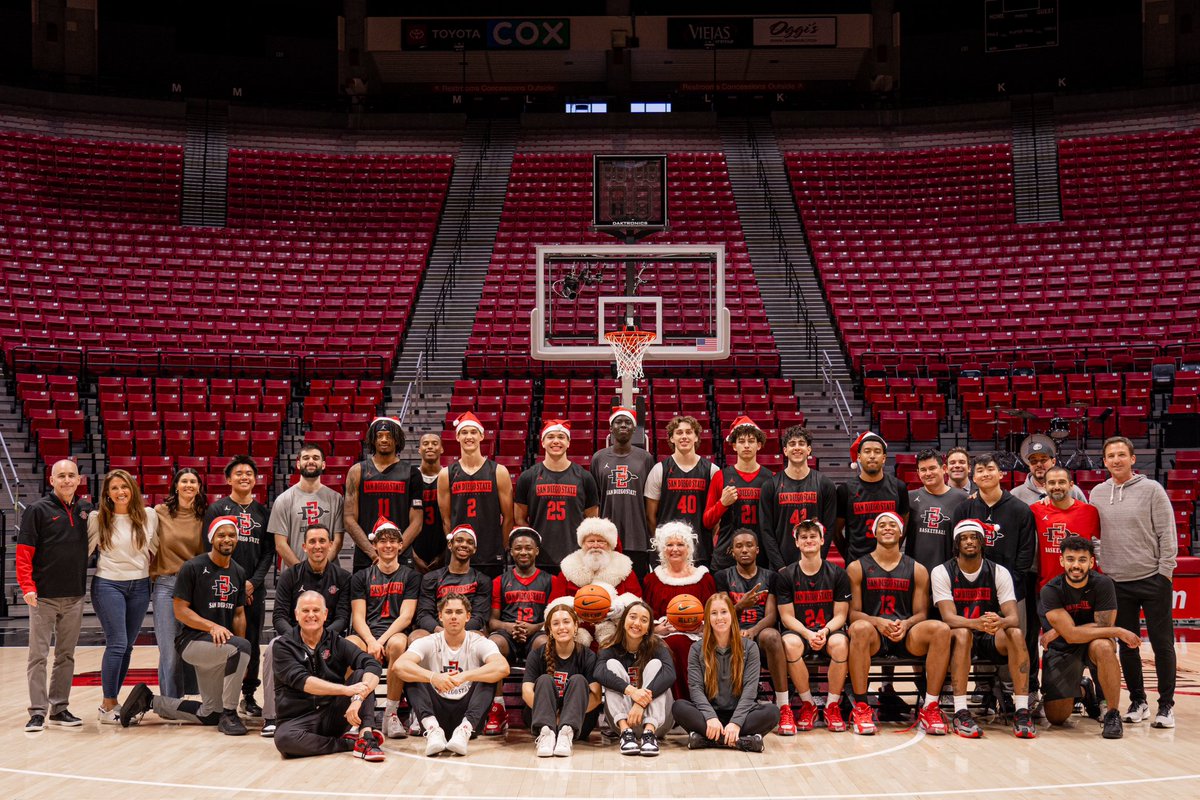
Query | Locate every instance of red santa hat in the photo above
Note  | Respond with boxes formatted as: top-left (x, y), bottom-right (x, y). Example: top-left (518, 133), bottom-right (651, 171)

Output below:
top-left (368, 517), bottom-right (402, 542)
top-left (849, 431), bottom-right (888, 462)
top-left (726, 415), bottom-right (763, 443)
top-left (608, 407), bottom-right (637, 426)
top-left (576, 517), bottom-right (618, 549)
top-left (540, 419), bottom-right (571, 441)
top-left (453, 412), bottom-right (485, 435)
top-left (447, 524), bottom-right (478, 545)
top-left (870, 511), bottom-right (904, 535)
top-left (207, 515), bottom-right (238, 543)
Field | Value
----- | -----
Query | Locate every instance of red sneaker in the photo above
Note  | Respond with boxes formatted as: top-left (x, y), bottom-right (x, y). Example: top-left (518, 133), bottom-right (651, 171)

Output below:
top-left (776, 703), bottom-right (797, 736)
top-left (918, 701), bottom-right (948, 736)
top-left (483, 701), bottom-right (508, 736)
top-left (851, 702), bottom-right (876, 735)
top-left (796, 701), bottom-right (819, 732)
top-left (823, 701), bottom-right (847, 732)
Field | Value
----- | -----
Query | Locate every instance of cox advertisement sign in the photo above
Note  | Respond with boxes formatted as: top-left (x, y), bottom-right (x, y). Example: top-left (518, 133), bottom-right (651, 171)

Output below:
top-left (402, 18), bottom-right (569, 50)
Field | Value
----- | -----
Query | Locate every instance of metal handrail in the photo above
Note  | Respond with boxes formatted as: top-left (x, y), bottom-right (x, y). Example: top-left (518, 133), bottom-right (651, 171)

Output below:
top-left (822, 349), bottom-right (854, 433)
top-left (398, 350), bottom-right (425, 425)
top-left (0, 430), bottom-right (20, 617)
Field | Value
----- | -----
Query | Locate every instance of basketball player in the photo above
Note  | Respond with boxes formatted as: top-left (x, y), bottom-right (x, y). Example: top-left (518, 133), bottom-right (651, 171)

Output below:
top-left (932, 519), bottom-right (1035, 739)
top-left (1033, 467), bottom-right (1100, 591)
top-left (714, 529), bottom-right (791, 734)
top-left (411, 433), bottom-right (447, 573)
top-left (344, 417), bottom-right (423, 573)
top-left (394, 594), bottom-right (511, 757)
top-left (777, 520), bottom-right (851, 733)
top-left (645, 415), bottom-right (720, 565)
top-left (906, 449), bottom-right (967, 572)
top-left (437, 412), bottom-right (513, 576)
top-left (347, 519), bottom-right (420, 739)
top-left (592, 407), bottom-right (656, 578)
top-left (204, 455), bottom-right (274, 719)
top-left (1011, 439), bottom-right (1085, 505)
top-left (270, 444), bottom-right (345, 568)
top-left (414, 525), bottom-right (493, 638)
top-left (847, 512), bottom-right (952, 736)
top-left (1039, 535), bottom-right (1140, 738)
top-left (485, 527), bottom-right (552, 736)
top-left (945, 447), bottom-right (973, 492)
top-left (834, 432), bottom-right (910, 564)
top-left (515, 419), bottom-right (600, 566)
top-left (705, 417), bottom-right (773, 572)
top-left (759, 425), bottom-right (837, 571)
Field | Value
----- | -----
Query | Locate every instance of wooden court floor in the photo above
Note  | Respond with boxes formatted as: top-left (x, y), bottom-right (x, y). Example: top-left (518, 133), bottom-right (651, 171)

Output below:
top-left (0, 643), bottom-right (1197, 800)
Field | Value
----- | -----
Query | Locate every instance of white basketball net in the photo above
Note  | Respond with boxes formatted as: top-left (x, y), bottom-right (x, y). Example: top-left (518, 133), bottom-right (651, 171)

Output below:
top-left (604, 329), bottom-right (656, 380)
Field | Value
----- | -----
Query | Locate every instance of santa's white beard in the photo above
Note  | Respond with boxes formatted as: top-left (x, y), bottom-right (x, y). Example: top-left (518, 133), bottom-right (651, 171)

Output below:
top-left (581, 549), bottom-right (609, 575)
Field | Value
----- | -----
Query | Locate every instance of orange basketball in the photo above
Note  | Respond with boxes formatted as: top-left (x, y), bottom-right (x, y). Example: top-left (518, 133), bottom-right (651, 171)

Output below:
top-left (573, 584), bottom-right (612, 622)
top-left (667, 594), bottom-right (704, 632)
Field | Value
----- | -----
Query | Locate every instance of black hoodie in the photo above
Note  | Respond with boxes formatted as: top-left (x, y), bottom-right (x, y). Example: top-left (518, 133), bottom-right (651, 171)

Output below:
top-left (950, 490), bottom-right (1037, 598)
top-left (272, 626), bottom-right (382, 722)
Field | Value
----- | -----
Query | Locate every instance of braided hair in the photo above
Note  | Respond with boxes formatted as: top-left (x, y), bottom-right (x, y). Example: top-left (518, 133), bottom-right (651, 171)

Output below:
top-left (542, 605), bottom-right (580, 677)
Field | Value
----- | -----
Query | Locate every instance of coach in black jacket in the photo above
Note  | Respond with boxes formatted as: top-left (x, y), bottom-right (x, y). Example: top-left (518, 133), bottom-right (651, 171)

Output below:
top-left (273, 591), bottom-right (384, 760)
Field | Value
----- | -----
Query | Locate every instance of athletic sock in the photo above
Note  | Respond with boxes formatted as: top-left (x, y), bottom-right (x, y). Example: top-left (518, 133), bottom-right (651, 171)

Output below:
top-left (385, 700), bottom-right (399, 714)
top-left (953, 695), bottom-right (967, 712)
top-left (1013, 695), bottom-right (1029, 711)
top-left (422, 716), bottom-right (440, 733)
top-left (924, 694), bottom-right (938, 708)
top-left (799, 691), bottom-right (814, 704)
top-left (827, 693), bottom-right (840, 707)
top-left (775, 692), bottom-right (789, 707)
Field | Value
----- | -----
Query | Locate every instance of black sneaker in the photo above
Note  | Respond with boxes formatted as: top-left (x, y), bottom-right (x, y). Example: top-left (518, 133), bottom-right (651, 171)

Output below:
top-left (640, 730), bottom-right (660, 757)
top-left (735, 734), bottom-right (764, 753)
top-left (878, 685), bottom-right (911, 722)
top-left (120, 683), bottom-right (153, 728)
top-left (48, 710), bottom-right (82, 727)
top-left (687, 731), bottom-right (710, 750)
top-left (218, 710), bottom-right (248, 736)
top-left (619, 728), bottom-right (640, 755)
top-left (198, 711), bottom-right (222, 726)
top-left (240, 694), bottom-right (262, 717)
top-left (951, 708), bottom-right (982, 739)
top-left (1080, 677), bottom-right (1102, 721)
top-left (24, 715), bottom-right (45, 732)
top-left (1012, 708), bottom-right (1037, 739)
top-left (260, 719), bottom-right (277, 738)
top-left (1102, 709), bottom-right (1123, 739)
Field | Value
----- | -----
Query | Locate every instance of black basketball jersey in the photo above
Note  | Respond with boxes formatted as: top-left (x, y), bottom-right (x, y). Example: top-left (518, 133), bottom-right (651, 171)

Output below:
top-left (858, 553), bottom-right (917, 621)
top-left (715, 565), bottom-right (778, 630)
top-left (493, 568), bottom-right (554, 625)
top-left (777, 560), bottom-right (851, 632)
top-left (351, 562), bottom-right (420, 638)
top-left (760, 469), bottom-right (837, 569)
top-left (713, 466), bottom-right (773, 569)
top-left (412, 467), bottom-right (445, 564)
top-left (944, 558), bottom-right (1002, 620)
top-left (355, 458), bottom-right (419, 571)
top-left (515, 462), bottom-right (599, 565)
top-left (658, 456), bottom-right (715, 563)
top-left (447, 459), bottom-right (504, 567)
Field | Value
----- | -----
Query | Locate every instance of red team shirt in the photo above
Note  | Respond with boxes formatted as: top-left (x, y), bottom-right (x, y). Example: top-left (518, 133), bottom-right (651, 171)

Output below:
top-left (1032, 500), bottom-right (1101, 590)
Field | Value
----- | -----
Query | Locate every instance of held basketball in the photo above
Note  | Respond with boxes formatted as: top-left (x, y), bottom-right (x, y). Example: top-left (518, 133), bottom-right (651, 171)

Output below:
top-left (574, 584), bottom-right (612, 622)
top-left (666, 594), bottom-right (704, 632)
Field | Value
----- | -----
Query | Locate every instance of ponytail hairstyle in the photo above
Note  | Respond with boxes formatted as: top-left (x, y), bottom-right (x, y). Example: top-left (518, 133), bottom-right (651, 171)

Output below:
top-left (542, 605), bottom-right (580, 677)
top-left (97, 469), bottom-right (149, 553)
top-left (701, 592), bottom-right (743, 701)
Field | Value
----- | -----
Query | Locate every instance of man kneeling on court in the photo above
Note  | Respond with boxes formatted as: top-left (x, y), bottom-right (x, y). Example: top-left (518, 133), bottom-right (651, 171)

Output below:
top-left (121, 516), bottom-right (250, 734)
top-left (273, 591), bottom-right (385, 761)
top-left (932, 519), bottom-right (1035, 739)
top-left (395, 594), bottom-right (510, 756)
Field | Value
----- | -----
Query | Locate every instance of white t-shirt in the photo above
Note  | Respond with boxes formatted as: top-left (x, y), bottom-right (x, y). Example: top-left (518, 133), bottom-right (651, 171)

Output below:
top-left (643, 457), bottom-right (721, 500)
top-left (88, 512), bottom-right (159, 581)
top-left (407, 630), bottom-right (500, 700)
top-left (930, 561), bottom-right (1016, 607)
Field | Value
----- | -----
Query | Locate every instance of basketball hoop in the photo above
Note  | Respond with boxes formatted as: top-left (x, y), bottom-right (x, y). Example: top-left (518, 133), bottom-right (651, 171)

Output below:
top-left (604, 329), bottom-right (656, 380)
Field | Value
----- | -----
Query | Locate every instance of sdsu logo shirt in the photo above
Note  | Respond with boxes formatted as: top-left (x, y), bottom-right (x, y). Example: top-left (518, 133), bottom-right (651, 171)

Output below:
top-left (173, 554), bottom-right (245, 648)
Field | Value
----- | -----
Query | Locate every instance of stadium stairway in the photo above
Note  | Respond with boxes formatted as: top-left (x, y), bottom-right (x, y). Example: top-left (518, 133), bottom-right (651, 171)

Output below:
top-left (180, 99), bottom-right (228, 228)
top-left (1011, 94), bottom-right (1062, 224)
top-left (719, 118), bottom-right (850, 385)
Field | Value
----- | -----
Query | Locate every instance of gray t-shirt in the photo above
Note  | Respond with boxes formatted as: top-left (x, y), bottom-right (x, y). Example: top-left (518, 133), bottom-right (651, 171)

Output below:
top-left (268, 483), bottom-right (346, 559)
top-left (590, 446), bottom-right (656, 551)
top-left (906, 486), bottom-right (968, 571)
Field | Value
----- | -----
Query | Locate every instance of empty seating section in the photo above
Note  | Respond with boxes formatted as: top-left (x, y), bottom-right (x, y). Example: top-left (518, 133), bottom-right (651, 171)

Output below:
top-left (468, 152), bottom-right (778, 376)
top-left (15, 372), bottom-right (85, 472)
top-left (713, 377), bottom-right (806, 470)
top-left (300, 379), bottom-right (388, 490)
top-left (445, 379), bottom-right (536, 480)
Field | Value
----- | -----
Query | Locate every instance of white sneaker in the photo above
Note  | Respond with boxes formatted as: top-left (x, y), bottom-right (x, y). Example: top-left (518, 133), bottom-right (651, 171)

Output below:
top-left (536, 726), bottom-right (556, 757)
top-left (408, 712), bottom-right (422, 737)
top-left (98, 706), bottom-right (121, 725)
top-left (424, 726), bottom-right (448, 757)
top-left (1152, 706), bottom-right (1175, 729)
top-left (384, 710), bottom-right (407, 739)
top-left (446, 721), bottom-right (472, 756)
top-left (1123, 701), bottom-right (1150, 723)
top-left (554, 725), bottom-right (574, 757)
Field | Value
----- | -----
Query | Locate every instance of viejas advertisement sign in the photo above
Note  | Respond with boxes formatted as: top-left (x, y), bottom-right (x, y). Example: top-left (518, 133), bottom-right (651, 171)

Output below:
top-left (402, 18), bottom-right (569, 50)
top-left (666, 18), bottom-right (753, 49)
top-left (753, 17), bottom-right (837, 47)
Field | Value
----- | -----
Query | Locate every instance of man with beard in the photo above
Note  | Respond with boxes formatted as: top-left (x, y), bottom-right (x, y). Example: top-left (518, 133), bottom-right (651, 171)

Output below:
top-left (120, 517), bottom-right (250, 735)
top-left (906, 449), bottom-right (967, 572)
top-left (1033, 467), bottom-right (1100, 592)
top-left (345, 418), bottom-right (423, 573)
top-left (515, 420), bottom-right (599, 566)
top-left (834, 432), bottom-right (909, 564)
top-left (270, 444), bottom-right (346, 568)
top-left (932, 519), bottom-right (1035, 739)
top-left (945, 448), bottom-right (973, 493)
top-left (1012, 439), bottom-right (1085, 505)
top-left (705, 417), bottom-right (774, 572)
top-left (759, 425), bottom-right (837, 571)
top-left (592, 408), bottom-right (655, 578)
top-left (438, 412), bottom-right (513, 577)
top-left (411, 433), bottom-right (447, 573)
top-left (644, 416), bottom-right (720, 565)
top-left (550, 517), bottom-right (642, 601)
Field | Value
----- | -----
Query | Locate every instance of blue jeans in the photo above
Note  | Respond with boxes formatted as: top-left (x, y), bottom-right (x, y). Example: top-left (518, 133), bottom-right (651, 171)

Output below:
top-left (92, 576), bottom-right (151, 700)
top-left (152, 575), bottom-right (193, 697)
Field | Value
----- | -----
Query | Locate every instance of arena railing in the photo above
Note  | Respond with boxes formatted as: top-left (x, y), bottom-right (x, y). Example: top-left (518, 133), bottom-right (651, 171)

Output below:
top-left (821, 349), bottom-right (854, 433)
top-left (0, 429), bottom-right (21, 617)
top-left (858, 342), bottom-right (1167, 383)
